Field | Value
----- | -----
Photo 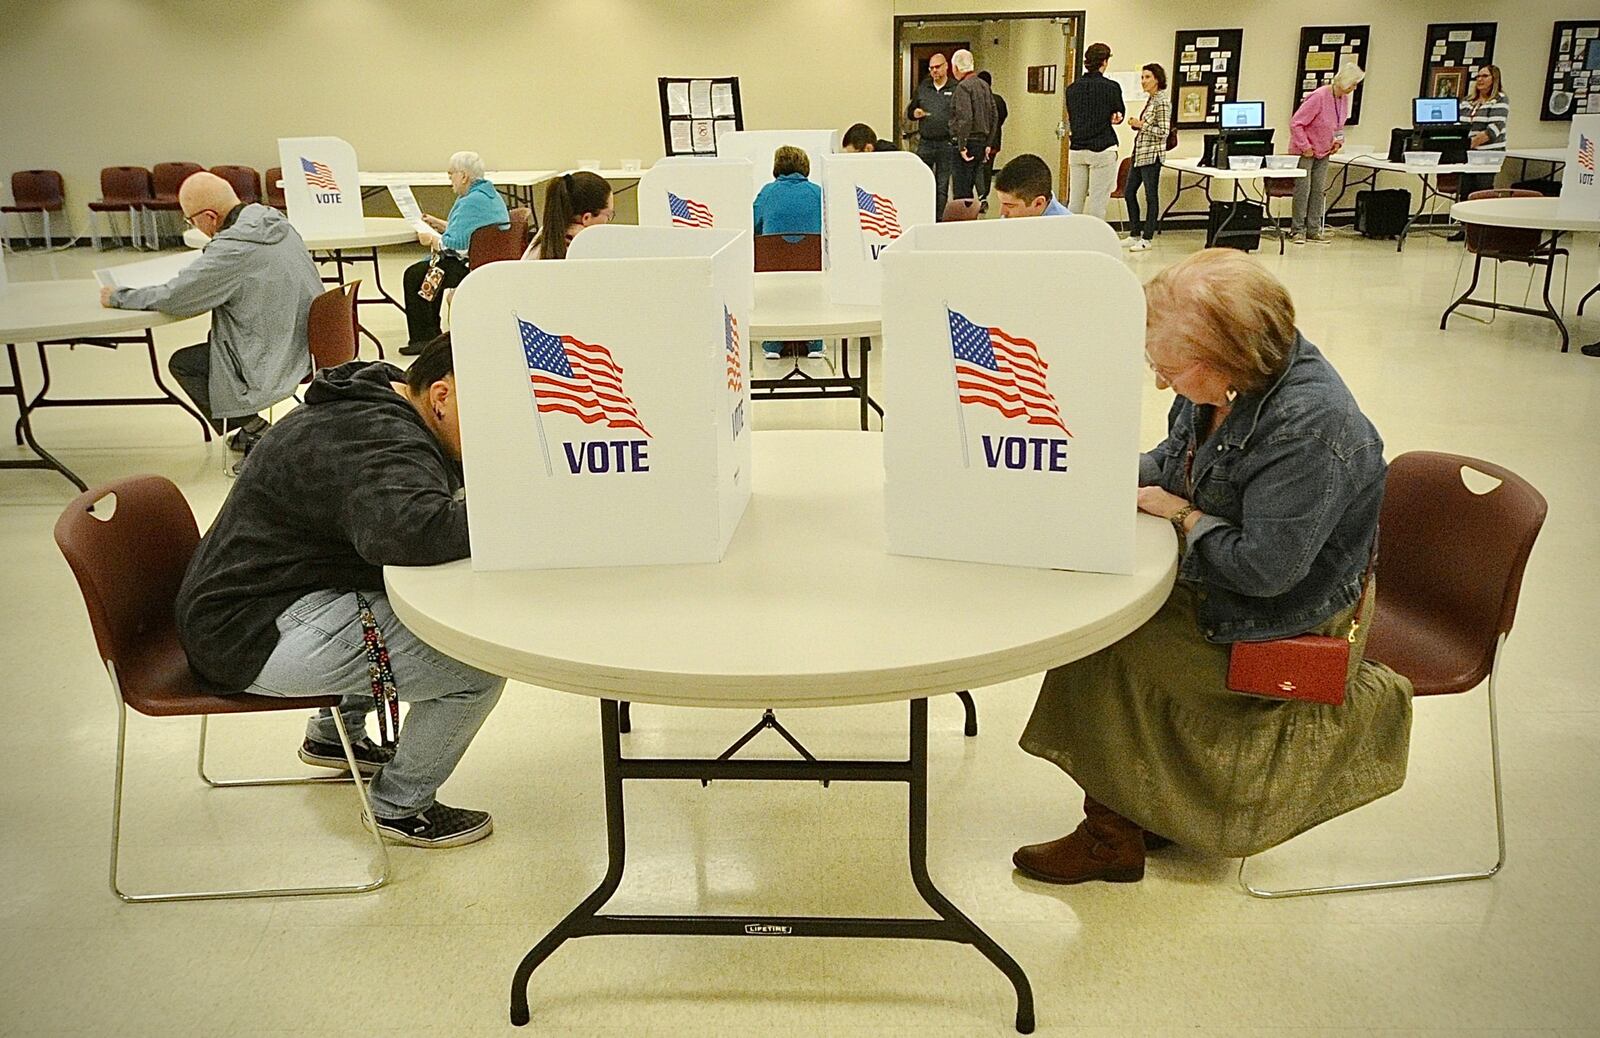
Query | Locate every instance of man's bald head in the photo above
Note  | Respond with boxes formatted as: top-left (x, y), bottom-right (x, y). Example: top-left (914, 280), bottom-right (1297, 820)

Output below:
top-left (177, 171), bottom-right (240, 217)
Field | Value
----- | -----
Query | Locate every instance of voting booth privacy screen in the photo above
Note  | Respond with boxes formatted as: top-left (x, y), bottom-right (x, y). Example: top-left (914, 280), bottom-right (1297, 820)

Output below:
top-left (716, 129), bottom-right (838, 197)
top-left (450, 226), bottom-right (753, 570)
top-left (1559, 114), bottom-right (1600, 220)
top-left (637, 159), bottom-right (755, 271)
top-left (881, 223), bottom-right (1145, 574)
top-left (277, 136), bottom-right (363, 237)
top-left (822, 153), bottom-right (935, 306)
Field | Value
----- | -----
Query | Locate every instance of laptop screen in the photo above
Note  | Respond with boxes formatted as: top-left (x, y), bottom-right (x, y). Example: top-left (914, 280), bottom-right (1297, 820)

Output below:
top-left (1219, 101), bottom-right (1265, 130)
top-left (1413, 97), bottom-right (1460, 125)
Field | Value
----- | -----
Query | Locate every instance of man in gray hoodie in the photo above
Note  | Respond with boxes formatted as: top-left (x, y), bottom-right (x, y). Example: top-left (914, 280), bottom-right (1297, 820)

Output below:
top-left (101, 171), bottom-right (321, 451)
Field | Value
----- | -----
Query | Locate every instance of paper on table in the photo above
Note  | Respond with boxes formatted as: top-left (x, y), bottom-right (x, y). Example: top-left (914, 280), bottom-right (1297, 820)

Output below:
top-left (689, 79), bottom-right (712, 118)
top-left (691, 119), bottom-right (716, 153)
top-left (711, 82), bottom-right (735, 117)
top-left (388, 185), bottom-right (432, 235)
top-left (94, 250), bottom-right (200, 290)
top-left (666, 81), bottom-right (690, 116)
top-left (670, 120), bottom-right (694, 153)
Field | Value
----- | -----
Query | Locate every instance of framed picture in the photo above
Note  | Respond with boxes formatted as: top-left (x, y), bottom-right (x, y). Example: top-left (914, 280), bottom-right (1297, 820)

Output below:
top-left (1172, 28), bottom-right (1242, 127)
top-left (1178, 84), bottom-right (1210, 120)
top-left (1430, 66), bottom-right (1467, 99)
top-left (1419, 23), bottom-right (1495, 98)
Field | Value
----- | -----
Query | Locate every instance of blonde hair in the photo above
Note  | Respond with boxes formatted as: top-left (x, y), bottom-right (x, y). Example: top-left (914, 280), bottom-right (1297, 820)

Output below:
top-left (1331, 62), bottom-right (1365, 93)
top-left (1144, 249), bottom-right (1296, 393)
top-left (772, 146), bottom-right (810, 178)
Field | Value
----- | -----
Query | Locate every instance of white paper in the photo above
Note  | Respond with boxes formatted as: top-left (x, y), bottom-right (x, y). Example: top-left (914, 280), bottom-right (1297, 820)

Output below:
top-left (1448, 30), bottom-right (1472, 42)
top-left (1433, 42), bottom-right (1447, 56)
top-left (666, 81), bottom-right (690, 117)
top-left (1578, 28), bottom-right (1599, 40)
top-left (1110, 70), bottom-right (1143, 101)
top-left (670, 120), bottom-right (693, 154)
top-left (1465, 41), bottom-right (1486, 59)
top-left (1196, 36), bottom-right (1220, 48)
top-left (387, 185), bottom-right (431, 234)
top-left (689, 79), bottom-right (713, 118)
top-left (691, 119), bottom-right (716, 153)
top-left (1212, 56), bottom-right (1227, 72)
top-left (94, 251), bottom-right (200, 290)
top-left (711, 82), bottom-right (735, 117)
top-left (713, 119), bottom-right (738, 145)
top-left (1322, 33), bottom-right (1345, 45)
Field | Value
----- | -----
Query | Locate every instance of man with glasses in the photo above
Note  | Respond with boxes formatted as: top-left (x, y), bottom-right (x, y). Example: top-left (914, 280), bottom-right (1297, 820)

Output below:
top-left (100, 170), bottom-right (321, 456)
top-left (907, 52), bottom-right (958, 215)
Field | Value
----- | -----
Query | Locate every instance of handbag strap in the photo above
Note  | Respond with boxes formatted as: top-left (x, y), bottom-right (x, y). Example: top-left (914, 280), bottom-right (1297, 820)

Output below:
top-left (1347, 530), bottom-right (1379, 644)
top-left (354, 591), bottom-right (401, 748)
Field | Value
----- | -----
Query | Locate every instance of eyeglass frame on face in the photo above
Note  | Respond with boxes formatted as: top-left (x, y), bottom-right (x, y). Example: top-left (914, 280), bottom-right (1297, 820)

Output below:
top-left (1145, 351), bottom-right (1201, 383)
top-left (182, 207), bottom-right (217, 229)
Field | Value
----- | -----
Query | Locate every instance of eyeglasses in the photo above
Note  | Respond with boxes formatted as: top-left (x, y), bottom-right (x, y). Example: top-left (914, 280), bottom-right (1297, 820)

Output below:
top-left (1145, 353), bottom-right (1199, 382)
top-left (181, 208), bottom-right (216, 228)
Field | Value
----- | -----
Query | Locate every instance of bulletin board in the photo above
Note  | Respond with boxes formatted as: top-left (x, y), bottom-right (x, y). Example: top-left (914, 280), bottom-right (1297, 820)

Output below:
top-left (1541, 21), bottom-right (1600, 120)
top-left (1294, 26), bottom-right (1369, 124)
top-left (1418, 23), bottom-right (1496, 101)
top-left (1171, 29), bottom-right (1244, 129)
top-left (658, 76), bottom-right (745, 157)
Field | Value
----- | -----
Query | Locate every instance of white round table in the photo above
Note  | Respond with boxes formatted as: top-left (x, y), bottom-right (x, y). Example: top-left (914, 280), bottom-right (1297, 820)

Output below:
top-left (0, 280), bottom-right (200, 490)
top-left (386, 430), bottom-right (1176, 1033)
top-left (748, 271), bottom-right (883, 429)
top-left (301, 218), bottom-right (418, 355)
top-left (1446, 197), bottom-right (1600, 355)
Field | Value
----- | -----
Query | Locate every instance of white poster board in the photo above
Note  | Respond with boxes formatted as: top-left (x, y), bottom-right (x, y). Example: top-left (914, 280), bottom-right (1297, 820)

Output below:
top-left (637, 159), bottom-right (755, 271)
top-left (716, 129), bottom-right (838, 197)
top-left (277, 136), bottom-right (363, 237)
top-left (1558, 115), bottom-right (1600, 220)
top-left (822, 152), bottom-right (935, 305)
top-left (891, 213), bottom-right (1121, 259)
top-left (881, 230), bottom-right (1144, 574)
top-left (450, 226), bottom-right (753, 570)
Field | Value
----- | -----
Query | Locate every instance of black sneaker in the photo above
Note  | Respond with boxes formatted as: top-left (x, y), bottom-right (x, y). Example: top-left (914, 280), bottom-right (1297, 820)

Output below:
top-left (299, 736), bottom-right (394, 777)
top-left (398, 340), bottom-right (430, 357)
top-left (370, 803), bottom-right (493, 848)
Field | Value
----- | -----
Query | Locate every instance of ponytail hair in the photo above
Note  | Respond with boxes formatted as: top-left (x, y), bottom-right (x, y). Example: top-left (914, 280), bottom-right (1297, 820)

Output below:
top-left (539, 171), bottom-right (612, 260)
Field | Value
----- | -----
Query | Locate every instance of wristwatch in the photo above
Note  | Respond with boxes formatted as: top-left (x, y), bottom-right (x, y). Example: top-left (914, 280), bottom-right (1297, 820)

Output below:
top-left (1169, 504), bottom-right (1198, 534)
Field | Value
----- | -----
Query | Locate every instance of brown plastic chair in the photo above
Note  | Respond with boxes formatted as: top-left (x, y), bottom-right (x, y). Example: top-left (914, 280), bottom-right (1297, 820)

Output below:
top-left (467, 208), bottom-right (532, 267)
top-left (1109, 156), bottom-right (1134, 231)
top-left (210, 164), bottom-right (262, 205)
top-left (308, 281), bottom-right (360, 373)
top-left (753, 232), bottom-right (823, 271)
top-left (941, 198), bottom-right (980, 222)
top-left (87, 166), bottom-right (153, 249)
top-left (140, 161), bottom-right (205, 248)
top-left (2, 170), bottom-right (66, 250)
top-left (54, 476), bottom-right (389, 903)
top-left (264, 165), bottom-right (288, 210)
top-left (1262, 176), bottom-right (1298, 243)
top-left (1240, 451), bottom-right (1547, 898)
top-left (1442, 189), bottom-right (1571, 349)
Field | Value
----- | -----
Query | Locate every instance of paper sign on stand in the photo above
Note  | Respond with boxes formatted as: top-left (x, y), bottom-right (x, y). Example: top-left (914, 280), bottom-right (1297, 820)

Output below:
top-left (880, 222), bottom-right (1145, 573)
top-left (277, 136), bottom-right (363, 237)
top-left (638, 159), bottom-right (755, 270)
top-left (450, 225), bottom-right (753, 570)
top-left (1558, 115), bottom-right (1600, 220)
top-left (716, 129), bottom-right (837, 198)
top-left (823, 153), bottom-right (935, 305)
top-left (891, 213), bottom-right (1121, 259)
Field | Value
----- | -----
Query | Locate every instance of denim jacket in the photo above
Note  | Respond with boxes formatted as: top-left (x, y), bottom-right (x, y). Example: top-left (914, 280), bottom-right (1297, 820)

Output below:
top-left (1138, 333), bottom-right (1386, 643)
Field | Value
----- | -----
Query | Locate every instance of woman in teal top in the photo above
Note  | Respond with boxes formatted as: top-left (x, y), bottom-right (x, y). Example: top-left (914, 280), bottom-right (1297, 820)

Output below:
top-left (403, 151), bottom-right (510, 353)
top-left (752, 146), bottom-right (823, 359)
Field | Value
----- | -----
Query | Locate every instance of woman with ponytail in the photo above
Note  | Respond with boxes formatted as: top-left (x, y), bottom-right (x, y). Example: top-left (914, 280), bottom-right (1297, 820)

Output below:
top-left (525, 171), bottom-right (614, 260)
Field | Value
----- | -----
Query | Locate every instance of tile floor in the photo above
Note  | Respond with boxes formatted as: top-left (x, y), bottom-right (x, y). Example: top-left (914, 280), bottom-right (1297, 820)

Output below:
top-left (1, 225), bottom-right (1597, 1036)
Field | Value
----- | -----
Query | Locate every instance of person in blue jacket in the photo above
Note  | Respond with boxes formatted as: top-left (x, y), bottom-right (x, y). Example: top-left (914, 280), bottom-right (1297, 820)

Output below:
top-left (402, 151), bottom-right (509, 354)
top-left (752, 146), bottom-right (824, 360)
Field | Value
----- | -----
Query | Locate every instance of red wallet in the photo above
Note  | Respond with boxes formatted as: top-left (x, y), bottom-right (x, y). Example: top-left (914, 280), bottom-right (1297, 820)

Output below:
top-left (1226, 635), bottom-right (1349, 705)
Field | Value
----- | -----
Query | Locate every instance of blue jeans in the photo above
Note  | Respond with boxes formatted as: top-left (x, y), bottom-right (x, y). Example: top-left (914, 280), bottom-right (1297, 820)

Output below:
top-left (1125, 162), bottom-right (1161, 240)
top-left (246, 589), bottom-right (505, 819)
top-left (918, 138), bottom-right (956, 216)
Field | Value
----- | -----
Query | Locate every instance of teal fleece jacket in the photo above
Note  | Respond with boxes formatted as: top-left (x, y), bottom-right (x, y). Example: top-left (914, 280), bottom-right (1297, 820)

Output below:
top-left (441, 178), bottom-right (510, 252)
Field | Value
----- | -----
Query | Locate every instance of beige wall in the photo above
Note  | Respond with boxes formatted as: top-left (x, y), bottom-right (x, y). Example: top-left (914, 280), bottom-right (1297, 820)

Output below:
top-left (1, 0), bottom-right (1589, 234)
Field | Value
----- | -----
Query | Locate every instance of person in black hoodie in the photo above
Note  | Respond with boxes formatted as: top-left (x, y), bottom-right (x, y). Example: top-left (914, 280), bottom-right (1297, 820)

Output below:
top-left (175, 335), bottom-right (503, 848)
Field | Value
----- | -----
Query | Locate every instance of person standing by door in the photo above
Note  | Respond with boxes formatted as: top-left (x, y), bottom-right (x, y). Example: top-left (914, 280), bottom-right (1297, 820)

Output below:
top-left (907, 53), bottom-right (958, 216)
top-left (976, 70), bottom-right (1009, 211)
top-left (1064, 42), bottom-right (1125, 220)
top-left (950, 50), bottom-right (999, 205)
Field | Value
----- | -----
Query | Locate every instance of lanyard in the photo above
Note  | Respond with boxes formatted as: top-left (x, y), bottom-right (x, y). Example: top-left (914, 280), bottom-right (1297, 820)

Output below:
top-left (354, 592), bottom-right (400, 748)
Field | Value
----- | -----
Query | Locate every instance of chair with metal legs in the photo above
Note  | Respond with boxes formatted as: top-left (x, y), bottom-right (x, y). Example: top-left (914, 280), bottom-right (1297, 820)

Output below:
top-left (1239, 451), bottom-right (1546, 898)
top-left (54, 475), bottom-right (390, 903)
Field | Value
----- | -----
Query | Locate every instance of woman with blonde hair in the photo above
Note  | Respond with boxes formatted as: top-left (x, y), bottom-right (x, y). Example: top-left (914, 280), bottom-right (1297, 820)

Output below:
top-left (1456, 64), bottom-right (1509, 207)
top-left (1013, 249), bottom-right (1413, 886)
top-left (1288, 62), bottom-right (1365, 245)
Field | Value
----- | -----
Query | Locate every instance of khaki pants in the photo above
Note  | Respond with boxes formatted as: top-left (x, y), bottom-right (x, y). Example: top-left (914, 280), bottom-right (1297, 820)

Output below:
top-left (1068, 146), bottom-right (1119, 220)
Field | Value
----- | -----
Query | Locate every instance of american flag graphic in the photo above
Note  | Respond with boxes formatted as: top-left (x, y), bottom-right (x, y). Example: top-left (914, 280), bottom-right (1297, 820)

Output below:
top-left (856, 186), bottom-right (901, 238)
top-left (1579, 134), bottom-right (1596, 173)
top-left (300, 157), bottom-right (340, 191)
top-left (724, 306), bottom-right (743, 393)
top-left (948, 308), bottom-right (1070, 435)
top-left (668, 192), bottom-right (715, 228)
top-left (518, 316), bottom-right (650, 437)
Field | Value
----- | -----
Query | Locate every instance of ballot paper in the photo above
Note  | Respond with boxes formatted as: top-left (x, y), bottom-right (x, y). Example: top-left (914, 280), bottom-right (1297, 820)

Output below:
top-left (388, 185), bottom-right (431, 235)
top-left (94, 250), bottom-right (200, 289)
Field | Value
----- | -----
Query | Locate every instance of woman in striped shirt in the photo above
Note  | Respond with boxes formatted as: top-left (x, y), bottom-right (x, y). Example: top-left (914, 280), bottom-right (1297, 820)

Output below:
top-left (1458, 65), bottom-right (1509, 202)
top-left (1122, 63), bottom-right (1171, 251)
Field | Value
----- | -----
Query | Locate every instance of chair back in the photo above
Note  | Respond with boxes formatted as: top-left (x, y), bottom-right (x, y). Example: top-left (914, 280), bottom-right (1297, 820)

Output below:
top-left (210, 165), bottom-right (262, 205)
top-left (467, 209), bottom-right (532, 267)
top-left (1435, 172), bottom-right (1460, 199)
top-left (10, 170), bottom-right (65, 210)
top-left (151, 162), bottom-right (204, 202)
top-left (754, 232), bottom-right (823, 271)
top-left (1264, 176), bottom-right (1298, 198)
top-left (1111, 157), bottom-right (1133, 200)
top-left (99, 167), bottom-right (154, 205)
top-left (941, 198), bottom-right (980, 222)
top-left (264, 166), bottom-right (288, 209)
top-left (1464, 188), bottom-right (1545, 259)
top-left (308, 281), bottom-right (360, 371)
top-left (1365, 452), bottom-right (1547, 696)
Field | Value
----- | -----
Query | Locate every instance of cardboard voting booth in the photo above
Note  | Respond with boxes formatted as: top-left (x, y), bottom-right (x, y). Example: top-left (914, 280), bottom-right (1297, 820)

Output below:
top-left (638, 159), bottom-right (755, 270)
top-left (450, 226), bottom-right (753, 570)
top-left (823, 152), bottom-right (935, 305)
top-left (277, 136), bottom-right (363, 237)
top-left (890, 213), bottom-right (1121, 259)
top-left (716, 129), bottom-right (837, 197)
top-left (1558, 115), bottom-right (1600, 220)
top-left (880, 222), bottom-right (1145, 574)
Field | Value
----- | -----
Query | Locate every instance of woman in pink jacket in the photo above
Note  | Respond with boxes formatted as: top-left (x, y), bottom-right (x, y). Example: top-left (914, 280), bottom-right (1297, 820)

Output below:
top-left (1289, 62), bottom-right (1365, 245)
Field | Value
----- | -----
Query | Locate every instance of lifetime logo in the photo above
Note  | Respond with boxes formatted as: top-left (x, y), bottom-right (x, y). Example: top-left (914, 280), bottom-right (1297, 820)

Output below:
top-left (744, 923), bottom-right (793, 936)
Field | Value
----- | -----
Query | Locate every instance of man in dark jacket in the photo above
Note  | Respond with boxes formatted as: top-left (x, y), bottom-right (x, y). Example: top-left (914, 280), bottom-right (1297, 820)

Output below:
top-left (907, 52), bottom-right (958, 214)
top-left (175, 335), bottom-right (503, 848)
top-left (976, 70), bottom-right (1009, 207)
top-left (950, 49), bottom-right (999, 203)
top-left (1064, 41), bottom-right (1126, 220)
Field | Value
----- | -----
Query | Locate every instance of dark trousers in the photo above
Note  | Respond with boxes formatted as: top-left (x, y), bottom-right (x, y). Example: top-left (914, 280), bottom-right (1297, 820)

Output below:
top-left (978, 153), bottom-right (999, 198)
top-left (917, 138), bottom-right (956, 216)
top-left (403, 253), bottom-right (470, 347)
top-left (168, 343), bottom-right (263, 435)
top-left (951, 137), bottom-right (988, 202)
top-left (1124, 162), bottom-right (1162, 240)
top-left (1455, 172), bottom-right (1497, 202)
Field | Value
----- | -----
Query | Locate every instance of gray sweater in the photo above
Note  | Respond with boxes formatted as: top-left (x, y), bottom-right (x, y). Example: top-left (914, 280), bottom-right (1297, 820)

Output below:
top-left (112, 203), bottom-right (320, 419)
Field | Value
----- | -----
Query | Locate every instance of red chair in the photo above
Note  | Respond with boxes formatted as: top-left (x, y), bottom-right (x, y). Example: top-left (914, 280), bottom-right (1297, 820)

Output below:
top-left (753, 233), bottom-right (823, 271)
top-left (1263, 176), bottom-right (1299, 248)
top-left (54, 476), bottom-right (389, 902)
top-left (142, 161), bottom-right (204, 248)
top-left (941, 198), bottom-right (980, 222)
top-left (1240, 452), bottom-right (1547, 898)
top-left (2, 170), bottom-right (66, 250)
top-left (87, 166), bottom-right (153, 250)
top-left (1109, 156), bottom-right (1133, 232)
top-left (210, 164), bottom-right (262, 205)
top-left (264, 165), bottom-right (288, 210)
top-left (467, 207), bottom-right (533, 267)
top-left (308, 281), bottom-right (360, 373)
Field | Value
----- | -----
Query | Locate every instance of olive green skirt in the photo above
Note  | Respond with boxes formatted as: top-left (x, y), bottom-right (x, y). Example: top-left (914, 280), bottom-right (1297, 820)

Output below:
top-left (1020, 580), bottom-right (1414, 858)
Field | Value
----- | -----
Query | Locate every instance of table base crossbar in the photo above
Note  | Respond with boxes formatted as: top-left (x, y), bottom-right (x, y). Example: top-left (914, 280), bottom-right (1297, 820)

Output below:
top-left (509, 697), bottom-right (1035, 1033)
top-left (751, 335), bottom-right (883, 431)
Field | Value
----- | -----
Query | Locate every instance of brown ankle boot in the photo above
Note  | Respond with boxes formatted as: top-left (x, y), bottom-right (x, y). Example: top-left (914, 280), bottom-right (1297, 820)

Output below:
top-left (1013, 796), bottom-right (1146, 884)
